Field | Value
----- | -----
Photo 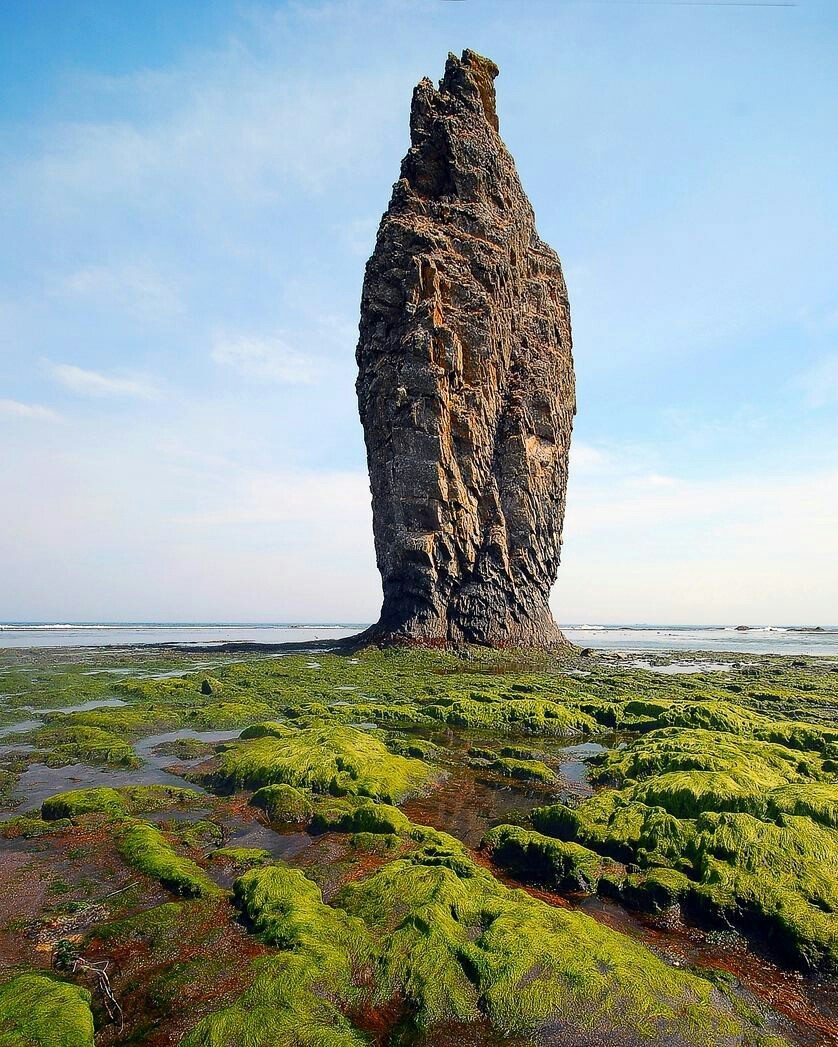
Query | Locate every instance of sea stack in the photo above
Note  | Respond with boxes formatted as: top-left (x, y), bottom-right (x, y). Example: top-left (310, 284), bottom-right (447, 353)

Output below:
top-left (356, 50), bottom-right (575, 648)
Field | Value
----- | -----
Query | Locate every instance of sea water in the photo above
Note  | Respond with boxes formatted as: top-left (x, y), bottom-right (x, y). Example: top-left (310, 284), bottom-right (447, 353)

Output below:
top-left (1, 622), bottom-right (836, 655)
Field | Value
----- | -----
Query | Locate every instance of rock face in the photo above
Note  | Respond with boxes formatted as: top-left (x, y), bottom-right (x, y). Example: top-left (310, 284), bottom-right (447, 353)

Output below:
top-left (355, 50), bottom-right (575, 649)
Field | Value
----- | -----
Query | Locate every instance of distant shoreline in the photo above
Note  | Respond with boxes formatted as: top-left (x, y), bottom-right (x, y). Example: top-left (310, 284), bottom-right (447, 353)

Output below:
top-left (0, 622), bottom-right (836, 657)
top-left (2, 622), bottom-right (835, 632)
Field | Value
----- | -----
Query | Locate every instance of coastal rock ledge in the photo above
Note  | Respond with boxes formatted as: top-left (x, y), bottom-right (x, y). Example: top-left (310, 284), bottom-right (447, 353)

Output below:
top-left (355, 50), bottom-right (576, 649)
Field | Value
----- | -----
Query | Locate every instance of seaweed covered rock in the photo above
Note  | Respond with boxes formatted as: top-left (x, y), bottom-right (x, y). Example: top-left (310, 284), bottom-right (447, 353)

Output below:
top-left (532, 728), bottom-right (838, 970)
top-left (0, 974), bottom-right (94, 1047)
top-left (41, 784), bottom-right (201, 821)
top-left (482, 823), bottom-right (608, 891)
top-left (208, 724), bottom-right (436, 803)
top-left (116, 820), bottom-right (221, 898)
top-left (209, 847), bottom-right (273, 870)
top-left (425, 693), bottom-right (595, 735)
top-left (335, 834), bottom-right (761, 1041)
top-left (309, 797), bottom-right (412, 835)
top-left (250, 783), bottom-right (314, 824)
top-left (187, 841), bottom-right (769, 1045)
top-left (42, 786), bottom-right (129, 820)
top-left (33, 725), bottom-right (138, 767)
top-left (184, 866), bottom-right (371, 1047)
top-left (355, 50), bottom-right (575, 649)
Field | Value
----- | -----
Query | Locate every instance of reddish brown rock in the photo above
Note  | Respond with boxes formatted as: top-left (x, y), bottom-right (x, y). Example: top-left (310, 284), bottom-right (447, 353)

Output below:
top-left (355, 50), bottom-right (575, 649)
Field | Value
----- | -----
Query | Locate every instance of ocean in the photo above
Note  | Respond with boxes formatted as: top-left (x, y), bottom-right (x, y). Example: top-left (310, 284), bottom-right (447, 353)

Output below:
top-left (0, 622), bottom-right (836, 655)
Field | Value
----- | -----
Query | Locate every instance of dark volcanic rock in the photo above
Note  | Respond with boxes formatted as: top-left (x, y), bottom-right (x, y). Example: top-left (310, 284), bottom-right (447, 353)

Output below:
top-left (355, 50), bottom-right (575, 649)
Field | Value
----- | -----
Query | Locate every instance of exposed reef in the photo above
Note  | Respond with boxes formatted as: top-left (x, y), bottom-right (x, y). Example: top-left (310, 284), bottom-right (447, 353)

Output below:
top-left (0, 644), bottom-right (835, 1044)
top-left (356, 50), bottom-right (575, 649)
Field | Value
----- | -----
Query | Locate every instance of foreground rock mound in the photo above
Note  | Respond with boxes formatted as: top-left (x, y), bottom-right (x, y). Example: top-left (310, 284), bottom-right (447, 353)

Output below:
top-left (356, 49), bottom-right (575, 648)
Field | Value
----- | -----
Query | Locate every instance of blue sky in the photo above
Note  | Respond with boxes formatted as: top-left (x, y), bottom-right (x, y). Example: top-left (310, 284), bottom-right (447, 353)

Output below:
top-left (1, 0), bottom-right (836, 625)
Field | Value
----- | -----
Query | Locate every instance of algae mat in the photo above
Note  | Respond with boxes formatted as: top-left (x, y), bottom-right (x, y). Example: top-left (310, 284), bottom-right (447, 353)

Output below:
top-left (0, 644), bottom-right (835, 1045)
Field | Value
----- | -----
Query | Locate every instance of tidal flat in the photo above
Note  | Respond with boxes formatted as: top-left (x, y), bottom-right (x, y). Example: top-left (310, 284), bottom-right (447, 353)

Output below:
top-left (0, 644), bottom-right (835, 1046)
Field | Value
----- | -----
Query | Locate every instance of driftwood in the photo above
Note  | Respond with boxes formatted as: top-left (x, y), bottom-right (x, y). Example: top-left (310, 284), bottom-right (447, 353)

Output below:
top-left (72, 956), bottom-right (124, 1032)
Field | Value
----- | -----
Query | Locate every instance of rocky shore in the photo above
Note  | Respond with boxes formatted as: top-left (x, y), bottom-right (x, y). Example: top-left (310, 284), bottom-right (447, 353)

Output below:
top-left (0, 644), bottom-right (835, 1045)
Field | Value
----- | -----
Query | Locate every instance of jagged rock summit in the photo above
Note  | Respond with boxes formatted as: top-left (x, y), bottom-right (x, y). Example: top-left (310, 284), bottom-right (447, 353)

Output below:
top-left (355, 50), bottom-right (576, 649)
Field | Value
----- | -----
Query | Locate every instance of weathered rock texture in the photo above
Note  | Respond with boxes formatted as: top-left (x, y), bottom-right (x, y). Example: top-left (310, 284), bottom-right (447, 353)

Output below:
top-left (356, 50), bottom-right (575, 649)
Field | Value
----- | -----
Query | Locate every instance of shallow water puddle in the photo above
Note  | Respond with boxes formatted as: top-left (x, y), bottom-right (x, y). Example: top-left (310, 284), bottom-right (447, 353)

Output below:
top-left (402, 733), bottom-right (604, 846)
top-left (4, 761), bottom-right (201, 815)
top-left (0, 719), bottom-right (42, 739)
top-left (133, 728), bottom-right (242, 768)
top-left (630, 659), bottom-right (746, 675)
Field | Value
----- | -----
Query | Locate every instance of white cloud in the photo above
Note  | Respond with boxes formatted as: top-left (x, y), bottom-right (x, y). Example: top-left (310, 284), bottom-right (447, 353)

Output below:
top-left (12, 34), bottom-right (405, 228)
top-left (0, 399), bottom-right (61, 423)
top-left (57, 264), bottom-right (182, 321)
top-left (46, 362), bottom-right (160, 399)
top-left (0, 420), bottom-right (379, 621)
top-left (568, 441), bottom-right (610, 474)
top-left (555, 443), bottom-right (838, 624)
top-left (181, 468), bottom-right (370, 528)
top-left (797, 352), bottom-right (838, 408)
top-left (211, 335), bottom-right (319, 385)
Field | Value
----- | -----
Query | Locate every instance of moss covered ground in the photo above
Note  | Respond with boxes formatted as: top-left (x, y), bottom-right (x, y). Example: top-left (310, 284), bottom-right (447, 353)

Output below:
top-left (0, 643), bottom-right (835, 1044)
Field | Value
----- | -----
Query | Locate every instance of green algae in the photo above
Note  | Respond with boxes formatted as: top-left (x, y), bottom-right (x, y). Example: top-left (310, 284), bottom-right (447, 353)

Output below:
top-left (1, 816), bottom-right (72, 839)
top-left (183, 866), bottom-right (370, 1047)
top-left (386, 735), bottom-right (439, 759)
top-left (0, 974), bottom-right (94, 1047)
top-left (309, 797), bottom-right (412, 835)
top-left (116, 820), bottom-right (221, 898)
top-left (41, 784), bottom-right (202, 821)
top-left (350, 830), bottom-right (402, 854)
top-left (184, 846), bottom-right (769, 1045)
top-left (239, 721), bottom-right (295, 740)
top-left (334, 831), bottom-right (762, 1042)
top-left (86, 897), bottom-right (187, 947)
top-left (488, 755), bottom-right (555, 782)
top-left (234, 864), bottom-right (370, 961)
top-left (529, 727), bottom-right (838, 970)
top-left (1, 645), bottom-right (834, 1043)
top-left (250, 783), bottom-right (314, 823)
top-left (468, 745), bottom-right (555, 781)
top-left (42, 706), bottom-right (180, 736)
top-left (182, 954), bottom-right (367, 1047)
top-left (209, 723), bottom-right (437, 802)
top-left (210, 847), bottom-right (273, 869)
top-left (41, 787), bottom-right (128, 820)
top-left (424, 694), bottom-right (596, 735)
top-left (482, 823), bottom-right (610, 891)
top-left (591, 728), bottom-right (826, 796)
top-left (150, 737), bottom-right (215, 760)
top-left (173, 818), bottom-right (225, 851)
top-left (32, 725), bottom-right (138, 767)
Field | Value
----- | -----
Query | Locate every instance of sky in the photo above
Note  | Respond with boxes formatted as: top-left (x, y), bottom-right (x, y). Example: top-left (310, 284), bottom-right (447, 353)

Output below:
top-left (1, 0), bottom-right (836, 626)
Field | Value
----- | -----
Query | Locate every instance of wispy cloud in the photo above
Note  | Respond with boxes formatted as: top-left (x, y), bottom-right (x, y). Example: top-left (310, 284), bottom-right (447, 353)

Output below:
top-left (569, 441), bottom-right (611, 475)
top-left (211, 335), bottom-right (319, 385)
top-left (0, 399), bottom-right (61, 422)
top-left (797, 353), bottom-right (838, 408)
top-left (557, 447), bottom-right (838, 624)
top-left (182, 468), bottom-right (370, 527)
top-left (46, 362), bottom-right (160, 399)
top-left (57, 264), bottom-right (182, 321)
